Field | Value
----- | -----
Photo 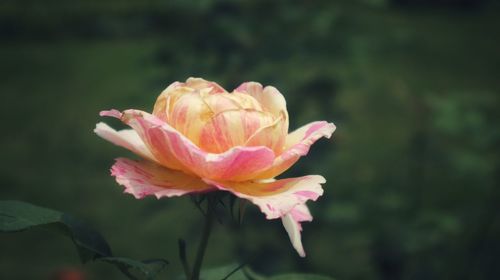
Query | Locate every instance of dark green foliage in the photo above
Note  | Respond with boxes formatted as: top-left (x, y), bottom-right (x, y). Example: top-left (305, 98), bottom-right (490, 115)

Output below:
top-left (197, 264), bottom-right (334, 280)
top-left (0, 201), bottom-right (167, 279)
top-left (1, 0), bottom-right (499, 279)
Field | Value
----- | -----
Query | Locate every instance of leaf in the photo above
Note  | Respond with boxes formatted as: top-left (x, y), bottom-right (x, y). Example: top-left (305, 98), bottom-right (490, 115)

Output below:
top-left (0, 200), bottom-right (167, 280)
top-left (267, 274), bottom-right (334, 280)
top-left (200, 263), bottom-right (248, 280)
top-left (198, 264), bottom-right (335, 280)
top-left (0, 200), bottom-right (61, 231)
top-left (101, 257), bottom-right (168, 280)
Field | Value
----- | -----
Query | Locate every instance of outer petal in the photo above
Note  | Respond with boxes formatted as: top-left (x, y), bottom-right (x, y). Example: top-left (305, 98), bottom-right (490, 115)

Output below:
top-left (282, 204), bottom-right (313, 257)
top-left (205, 175), bottom-right (325, 219)
top-left (98, 110), bottom-right (180, 171)
top-left (94, 122), bottom-right (156, 162)
top-left (100, 109), bottom-right (276, 181)
top-left (205, 176), bottom-right (324, 257)
top-left (111, 158), bottom-right (214, 199)
top-left (254, 121), bottom-right (336, 179)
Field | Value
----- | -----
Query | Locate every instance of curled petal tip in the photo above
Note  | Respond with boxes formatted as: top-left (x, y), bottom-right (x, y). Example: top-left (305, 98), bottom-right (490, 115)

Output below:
top-left (100, 109), bottom-right (122, 118)
top-left (282, 204), bottom-right (313, 257)
top-left (325, 122), bottom-right (336, 138)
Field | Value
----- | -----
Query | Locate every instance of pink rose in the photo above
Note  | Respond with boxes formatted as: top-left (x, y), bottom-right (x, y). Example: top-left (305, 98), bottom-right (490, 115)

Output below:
top-left (94, 78), bottom-right (335, 257)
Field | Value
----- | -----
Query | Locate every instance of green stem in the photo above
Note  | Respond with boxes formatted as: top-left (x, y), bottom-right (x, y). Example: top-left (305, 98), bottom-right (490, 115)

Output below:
top-left (190, 200), bottom-right (215, 280)
top-left (178, 239), bottom-right (191, 279)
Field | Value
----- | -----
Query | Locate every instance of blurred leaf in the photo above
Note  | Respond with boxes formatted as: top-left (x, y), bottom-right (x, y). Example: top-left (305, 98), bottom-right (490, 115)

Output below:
top-left (0, 200), bottom-right (167, 280)
top-left (0, 199), bottom-right (62, 230)
top-left (197, 264), bottom-right (334, 280)
top-left (267, 274), bottom-right (334, 280)
top-left (200, 263), bottom-right (248, 280)
top-left (101, 257), bottom-right (168, 280)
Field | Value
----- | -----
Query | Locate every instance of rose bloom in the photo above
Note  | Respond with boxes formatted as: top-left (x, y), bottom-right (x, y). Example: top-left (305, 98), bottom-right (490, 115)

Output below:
top-left (95, 78), bottom-right (335, 257)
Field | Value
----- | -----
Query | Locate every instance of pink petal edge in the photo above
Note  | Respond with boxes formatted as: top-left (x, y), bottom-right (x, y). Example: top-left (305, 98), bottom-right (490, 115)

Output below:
top-left (100, 109), bottom-right (122, 118)
top-left (94, 122), bottom-right (157, 162)
top-left (255, 121), bottom-right (336, 179)
top-left (205, 176), bottom-right (324, 257)
top-left (205, 175), bottom-right (325, 219)
top-left (111, 158), bottom-right (214, 199)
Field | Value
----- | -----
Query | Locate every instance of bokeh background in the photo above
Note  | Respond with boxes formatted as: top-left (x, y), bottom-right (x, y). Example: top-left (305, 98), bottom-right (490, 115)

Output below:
top-left (1, 0), bottom-right (500, 279)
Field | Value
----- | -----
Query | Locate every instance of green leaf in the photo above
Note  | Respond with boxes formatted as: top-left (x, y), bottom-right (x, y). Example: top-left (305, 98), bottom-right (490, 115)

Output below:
top-left (267, 274), bottom-right (334, 280)
top-left (200, 263), bottom-right (248, 280)
top-left (197, 264), bottom-right (335, 280)
top-left (0, 200), bottom-right (167, 280)
top-left (0, 200), bottom-right (62, 231)
top-left (101, 257), bottom-right (168, 280)
top-left (243, 268), bottom-right (335, 280)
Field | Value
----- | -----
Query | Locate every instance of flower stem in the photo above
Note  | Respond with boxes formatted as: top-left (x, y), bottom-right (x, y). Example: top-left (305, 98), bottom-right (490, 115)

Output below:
top-left (190, 198), bottom-right (215, 280)
top-left (178, 239), bottom-right (191, 279)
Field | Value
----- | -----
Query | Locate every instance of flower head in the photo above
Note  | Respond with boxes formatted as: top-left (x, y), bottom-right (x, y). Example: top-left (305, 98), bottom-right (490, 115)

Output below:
top-left (95, 78), bottom-right (336, 257)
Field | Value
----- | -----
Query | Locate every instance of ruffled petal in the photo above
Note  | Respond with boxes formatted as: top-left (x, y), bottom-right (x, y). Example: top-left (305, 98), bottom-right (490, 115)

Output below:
top-left (100, 109), bottom-right (276, 181)
top-left (111, 158), bottom-right (214, 199)
top-left (94, 122), bottom-right (156, 162)
top-left (282, 204), bottom-right (312, 257)
top-left (205, 175), bottom-right (325, 219)
top-left (254, 121), bottom-right (336, 179)
top-left (205, 175), bottom-right (324, 256)
top-left (100, 109), bottom-right (186, 171)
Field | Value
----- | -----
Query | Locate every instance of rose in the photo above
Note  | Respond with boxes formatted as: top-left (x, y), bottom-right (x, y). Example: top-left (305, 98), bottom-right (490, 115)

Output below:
top-left (94, 78), bottom-right (335, 257)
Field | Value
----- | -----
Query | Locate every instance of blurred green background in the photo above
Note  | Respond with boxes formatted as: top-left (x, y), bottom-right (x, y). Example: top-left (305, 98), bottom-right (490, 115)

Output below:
top-left (1, 0), bottom-right (500, 279)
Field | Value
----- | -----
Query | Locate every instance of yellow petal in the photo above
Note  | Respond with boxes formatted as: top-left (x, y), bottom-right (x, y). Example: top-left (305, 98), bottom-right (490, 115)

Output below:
top-left (235, 82), bottom-right (289, 133)
top-left (199, 109), bottom-right (275, 153)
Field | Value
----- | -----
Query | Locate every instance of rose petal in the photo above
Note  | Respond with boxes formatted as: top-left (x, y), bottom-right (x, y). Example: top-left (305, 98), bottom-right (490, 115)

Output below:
top-left (199, 109), bottom-right (274, 153)
top-left (185, 77), bottom-right (226, 93)
top-left (244, 113), bottom-right (287, 154)
top-left (101, 109), bottom-right (276, 181)
top-left (94, 122), bottom-right (156, 162)
top-left (99, 109), bottom-right (122, 118)
top-left (235, 82), bottom-right (289, 124)
top-left (111, 158), bottom-right (214, 199)
top-left (153, 78), bottom-right (227, 123)
top-left (205, 175), bottom-right (325, 220)
top-left (282, 204), bottom-right (312, 257)
top-left (152, 81), bottom-right (188, 122)
top-left (167, 92), bottom-right (214, 147)
top-left (202, 92), bottom-right (264, 114)
top-left (100, 109), bottom-right (187, 171)
top-left (204, 176), bottom-right (323, 257)
top-left (254, 121), bottom-right (336, 179)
